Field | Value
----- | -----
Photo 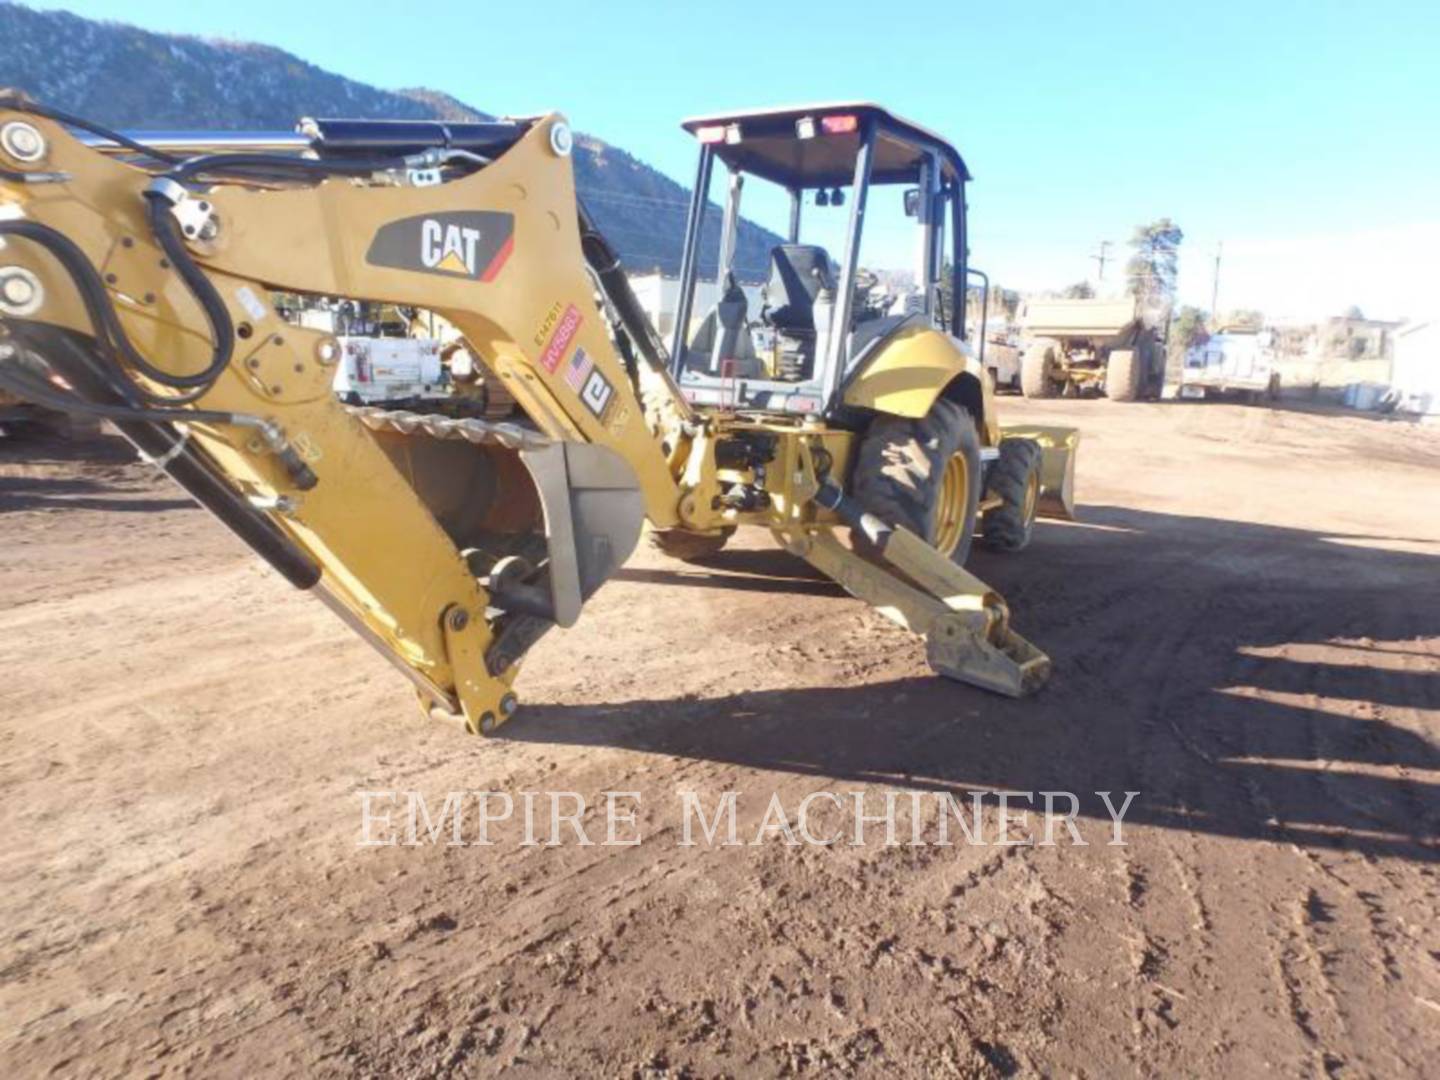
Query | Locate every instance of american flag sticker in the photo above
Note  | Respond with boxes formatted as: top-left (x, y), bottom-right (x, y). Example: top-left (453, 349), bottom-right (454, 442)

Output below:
top-left (563, 347), bottom-right (593, 392)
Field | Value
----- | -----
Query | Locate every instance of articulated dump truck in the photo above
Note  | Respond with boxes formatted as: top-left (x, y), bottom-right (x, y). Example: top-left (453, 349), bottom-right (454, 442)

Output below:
top-left (1020, 297), bottom-right (1166, 401)
top-left (0, 95), bottom-right (1078, 733)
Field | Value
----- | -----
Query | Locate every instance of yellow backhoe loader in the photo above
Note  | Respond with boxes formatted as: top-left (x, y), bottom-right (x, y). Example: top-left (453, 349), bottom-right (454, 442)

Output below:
top-left (0, 95), bottom-right (1077, 734)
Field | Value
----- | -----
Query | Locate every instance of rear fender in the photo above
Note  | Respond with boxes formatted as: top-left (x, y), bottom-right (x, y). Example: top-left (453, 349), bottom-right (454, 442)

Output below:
top-left (842, 324), bottom-right (1000, 443)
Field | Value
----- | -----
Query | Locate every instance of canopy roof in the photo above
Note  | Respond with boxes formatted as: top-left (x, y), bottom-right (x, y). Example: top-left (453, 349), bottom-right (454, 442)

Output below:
top-left (680, 102), bottom-right (971, 188)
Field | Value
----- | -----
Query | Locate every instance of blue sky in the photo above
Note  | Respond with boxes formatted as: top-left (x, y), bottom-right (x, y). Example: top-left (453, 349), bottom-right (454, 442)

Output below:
top-left (35, 0), bottom-right (1440, 320)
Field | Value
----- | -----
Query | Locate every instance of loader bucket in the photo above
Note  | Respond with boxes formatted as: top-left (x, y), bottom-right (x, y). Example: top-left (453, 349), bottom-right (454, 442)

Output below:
top-left (1001, 424), bottom-right (1079, 520)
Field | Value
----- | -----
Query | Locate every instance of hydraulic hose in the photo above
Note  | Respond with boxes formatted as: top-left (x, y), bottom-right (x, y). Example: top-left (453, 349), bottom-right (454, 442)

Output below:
top-left (0, 90), bottom-right (181, 165)
top-left (0, 167), bottom-right (69, 185)
top-left (0, 221), bottom-right (316, 490)
top-left (166, 152), bottom-right (412, 185)
top-left (0, 218), bottom-right (231, 401)
top-left (0, 321), bottom-right (321, 590)
top-left (139, 192), bottom-right (234, 388)
top-left (0, 105), bottom-right (442, 487)
top-left (0, 356), bottom-right (241, 428)
top-left (0, 348), bottom-right (317, 492)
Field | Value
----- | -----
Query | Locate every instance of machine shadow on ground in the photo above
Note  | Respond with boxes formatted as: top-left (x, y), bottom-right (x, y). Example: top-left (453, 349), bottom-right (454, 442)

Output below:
top-left (0, 474), bottom-right (195, 514)
top-left (506, 505), bottom-right (1440, 865)
top-left (0, 429), bottom-right (137, 465)
top-left (615, 547), bottom-right (842, 597)
top-left (0, 431), bottom-right (191, 513)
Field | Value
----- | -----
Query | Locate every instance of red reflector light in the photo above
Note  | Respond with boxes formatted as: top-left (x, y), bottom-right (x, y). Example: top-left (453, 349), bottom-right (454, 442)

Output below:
top-left (695, 124), bottom-right (727, 144)
top-left (820, 114), bottom-right (858, 135)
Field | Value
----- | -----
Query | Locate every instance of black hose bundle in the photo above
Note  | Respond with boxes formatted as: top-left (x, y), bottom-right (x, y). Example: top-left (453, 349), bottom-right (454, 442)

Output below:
top-left (0, 99), bottom-right (452, 484)
top-left (140, 193), bottom-right (234, 391)
top-left (167, 152), bottom-right (409, 185)
top-left (0, 89), bottom-right (181, 165)
top-left (0, 320), bottom-right (322, 589)
top-left (0, 220), bottom-right (316, 491)
top-left (0, 217), bottom-right (230, 404)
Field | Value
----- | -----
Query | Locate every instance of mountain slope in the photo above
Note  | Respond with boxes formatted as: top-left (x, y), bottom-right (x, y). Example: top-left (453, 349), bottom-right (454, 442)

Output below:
top-left (0, 2), bottom-right (778, 279)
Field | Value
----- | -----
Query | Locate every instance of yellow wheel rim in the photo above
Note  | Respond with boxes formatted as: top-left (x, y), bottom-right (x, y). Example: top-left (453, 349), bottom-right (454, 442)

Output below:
top-left (1022, 468), bottom-right (1040, 525)
top-left (932, 451), bottom-right (971, 557)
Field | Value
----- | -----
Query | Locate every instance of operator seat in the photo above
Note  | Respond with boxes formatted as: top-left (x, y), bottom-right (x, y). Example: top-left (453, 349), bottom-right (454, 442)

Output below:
top-left (684, 274), bottom-right (761, 377)
top-left (764, 244), bottom-right (837, 333)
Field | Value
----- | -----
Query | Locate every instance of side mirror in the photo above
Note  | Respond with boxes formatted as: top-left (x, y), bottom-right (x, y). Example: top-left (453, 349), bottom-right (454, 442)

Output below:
top-left (903, 188), bottom-right (921, 218)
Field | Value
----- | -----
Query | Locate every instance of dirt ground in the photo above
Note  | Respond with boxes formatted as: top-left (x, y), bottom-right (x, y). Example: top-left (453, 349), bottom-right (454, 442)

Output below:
top-left (2, 399), bottom-right (1438, 1078)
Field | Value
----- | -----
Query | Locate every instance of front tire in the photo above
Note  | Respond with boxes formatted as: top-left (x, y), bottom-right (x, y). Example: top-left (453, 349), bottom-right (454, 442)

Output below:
top-left (851, 397), bottom-right (982, 566)
top-left (981, 438), bottom-right (1042, 551)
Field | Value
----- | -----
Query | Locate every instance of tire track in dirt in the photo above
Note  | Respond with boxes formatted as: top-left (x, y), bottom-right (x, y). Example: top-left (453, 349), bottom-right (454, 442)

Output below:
top-left (1229, 603), bottom-right (1440, 1074)
top-left (1098, 588), bottom-right (1222, 1073)
top-left (5, 407), bottom-right (1440, 1076)
top-left (1230, 632), bottom-right (1381, 1076)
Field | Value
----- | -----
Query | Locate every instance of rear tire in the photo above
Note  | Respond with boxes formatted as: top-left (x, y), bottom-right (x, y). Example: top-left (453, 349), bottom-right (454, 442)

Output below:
top-left (1020, 339), bottom-right (1060, 399)
top-left (851, 397), bottom-right (981, 566)
top-left (649, 526), bottom-right (735, 563)
top-left (1140, 336), bottom-right (1165, 400)
top-left (1105, 347), bottom-right (1142, 401)
top-left (981, 438), bottom-right (1042, 552)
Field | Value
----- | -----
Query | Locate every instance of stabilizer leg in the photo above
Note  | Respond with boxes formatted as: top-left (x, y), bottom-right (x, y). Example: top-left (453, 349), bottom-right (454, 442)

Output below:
top-left (778, 482), bottom-right (1051, 698)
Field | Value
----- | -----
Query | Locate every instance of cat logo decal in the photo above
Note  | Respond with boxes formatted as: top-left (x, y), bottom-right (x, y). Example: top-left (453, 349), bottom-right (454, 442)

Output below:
top-left (366, 211), bottom-right (515, 281)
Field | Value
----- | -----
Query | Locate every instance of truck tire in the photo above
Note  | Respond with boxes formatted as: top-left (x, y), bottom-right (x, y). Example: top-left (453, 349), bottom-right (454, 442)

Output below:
top-left (1139, 336), bottom-right (1164, 400)
top-left (648, 526), bottom-right (735, 563)
top-left (1163, 340), bottom-right (1184, 389)
top-left (1105, 347), bottom-right (1142, 401)
top-left (1020, 339), bottom-right (1060, 399)
top-left (851, 397), bottom-right (981, 566)
top-left (981, 438), bottom-right (1042, 552)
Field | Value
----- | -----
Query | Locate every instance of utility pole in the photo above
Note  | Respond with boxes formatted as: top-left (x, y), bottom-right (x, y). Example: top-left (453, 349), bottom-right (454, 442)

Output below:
top-left (1210, 241), bottom-right (1223, 318)
top-left (1090, 240), bottom-right (1112, 281)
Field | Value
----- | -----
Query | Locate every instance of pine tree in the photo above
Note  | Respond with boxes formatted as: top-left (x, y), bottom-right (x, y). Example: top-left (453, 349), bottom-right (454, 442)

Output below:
top-left (1126, 218), bottom-right (1184, 307)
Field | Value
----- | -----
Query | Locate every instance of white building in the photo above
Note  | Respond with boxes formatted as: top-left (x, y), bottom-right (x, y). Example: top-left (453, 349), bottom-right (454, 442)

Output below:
top-left (1392, 320), bottom-right (1440, 419)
